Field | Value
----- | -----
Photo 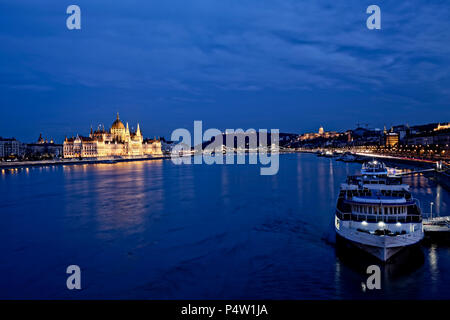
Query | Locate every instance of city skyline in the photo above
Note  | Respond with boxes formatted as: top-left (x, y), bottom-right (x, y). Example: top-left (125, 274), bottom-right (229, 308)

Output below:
top-left (1, 1), bottom-right (450, 141)
top-left (1, 115), bottom-right (449, 144)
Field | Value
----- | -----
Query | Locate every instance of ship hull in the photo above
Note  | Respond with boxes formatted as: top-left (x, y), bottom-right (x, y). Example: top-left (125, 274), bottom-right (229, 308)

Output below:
top-left (336, 234), bottom-right (403, 261)
top-left (335, 222), bottom-right (424, 262)
top-left (335, 233), bottom-right (424, 269)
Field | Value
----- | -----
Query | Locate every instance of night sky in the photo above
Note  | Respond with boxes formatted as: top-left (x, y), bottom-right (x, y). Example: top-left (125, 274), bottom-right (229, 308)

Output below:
top-left (1, 0), bottom-right (449, 142)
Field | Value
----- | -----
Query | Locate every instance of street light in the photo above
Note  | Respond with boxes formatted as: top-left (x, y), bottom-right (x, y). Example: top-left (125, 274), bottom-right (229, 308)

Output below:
top-left (430, 202), bottom-right (434, 219)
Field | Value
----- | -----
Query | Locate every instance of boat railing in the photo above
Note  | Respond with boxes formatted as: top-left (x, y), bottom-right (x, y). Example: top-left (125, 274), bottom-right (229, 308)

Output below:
top-left (336, 208), bottom-right (422, 223)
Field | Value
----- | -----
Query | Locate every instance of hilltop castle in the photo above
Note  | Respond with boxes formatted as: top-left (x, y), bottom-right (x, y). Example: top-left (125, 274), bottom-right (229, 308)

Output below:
top-left (63, 113), bottom-right (162, 158)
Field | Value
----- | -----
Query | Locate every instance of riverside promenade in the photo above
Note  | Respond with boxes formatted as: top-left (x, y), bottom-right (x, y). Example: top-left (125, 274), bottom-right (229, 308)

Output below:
top-left (0, 155), bottom-right (170, 170)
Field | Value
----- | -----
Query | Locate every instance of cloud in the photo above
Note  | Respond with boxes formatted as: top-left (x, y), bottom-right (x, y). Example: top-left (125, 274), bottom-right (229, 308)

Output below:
top-left (1, 0), bottom-right (450, 95)
top-left (0, 0), bottom-right (449, 140)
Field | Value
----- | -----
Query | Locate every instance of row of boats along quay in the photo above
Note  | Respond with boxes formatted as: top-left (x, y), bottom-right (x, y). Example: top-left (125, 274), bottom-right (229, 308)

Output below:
top-left (313, 148), bottom-right (450, 191)
top-left (335, 159), bottom-right (450, 262)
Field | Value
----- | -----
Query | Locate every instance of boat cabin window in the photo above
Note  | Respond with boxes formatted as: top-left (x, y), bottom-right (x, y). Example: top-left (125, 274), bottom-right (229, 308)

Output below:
top-left (352, 205), bottom-right (407, 215)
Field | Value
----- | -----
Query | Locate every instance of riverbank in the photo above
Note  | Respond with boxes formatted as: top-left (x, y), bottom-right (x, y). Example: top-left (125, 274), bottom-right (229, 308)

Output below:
top-left (296, 148), bottom-right (442, 167)
top-left (353, 152), bottom-right (437, 168)
top-left (0, 150), bottom-right (446, 173)
top-left (295, 148), bottom-right (450, 192)
top-left (0, 155), bottom-right (171, 170)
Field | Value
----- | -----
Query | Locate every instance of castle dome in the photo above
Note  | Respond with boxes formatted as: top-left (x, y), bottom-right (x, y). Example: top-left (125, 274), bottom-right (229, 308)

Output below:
top-left (111, 112), bottom-right (125, 130)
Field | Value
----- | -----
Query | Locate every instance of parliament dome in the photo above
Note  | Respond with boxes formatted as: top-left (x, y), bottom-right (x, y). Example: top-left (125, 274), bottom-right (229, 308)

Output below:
top-left (111, 113), bottom-right (125, 130)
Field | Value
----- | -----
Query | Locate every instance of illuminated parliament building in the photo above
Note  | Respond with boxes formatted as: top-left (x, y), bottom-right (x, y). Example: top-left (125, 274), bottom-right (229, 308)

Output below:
top-left (63, 113), bottom-right (162, 158)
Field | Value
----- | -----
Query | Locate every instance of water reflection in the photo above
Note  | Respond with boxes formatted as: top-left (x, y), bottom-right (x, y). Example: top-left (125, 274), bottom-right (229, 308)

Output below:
top-left (435, 185), bottom-right (442, 215)
top-left (318, 159), bottom-right (326, 197)
top-left (401, 170), bottom-right (446, 216)
top-left (329, 159), bottom-right (335, 197)
top-left (62, 161), bottom-right (165, 238)
top-left (1, 154), bottom-right (450, 299)
top-left (334, 237), bottom-right (425, 298)
top-left (220, 165), bottom-right (231, 207)
top-left (296, 156), bottom-right (303, 205)
top-left (429, 244), bottom-right (439, 277)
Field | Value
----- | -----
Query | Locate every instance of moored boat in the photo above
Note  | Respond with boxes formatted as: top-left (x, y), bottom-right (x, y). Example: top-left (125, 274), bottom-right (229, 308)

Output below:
top-left (336, 152), bottom-right (357, 162)
top-left (423, 216), bottom-right (450, 233)
top-left (324, 150), bottom-right (334, 157)
top-left (334, 160), bottom-right (424, 262)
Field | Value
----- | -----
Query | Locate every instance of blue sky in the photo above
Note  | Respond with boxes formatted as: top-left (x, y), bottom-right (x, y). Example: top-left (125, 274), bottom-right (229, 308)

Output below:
top-left (1, 0), bottom-right (449, 142)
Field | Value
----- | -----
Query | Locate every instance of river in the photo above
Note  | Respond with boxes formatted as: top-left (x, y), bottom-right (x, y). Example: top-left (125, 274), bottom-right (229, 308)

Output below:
top-left (1, 153), bottom-right (449, 299)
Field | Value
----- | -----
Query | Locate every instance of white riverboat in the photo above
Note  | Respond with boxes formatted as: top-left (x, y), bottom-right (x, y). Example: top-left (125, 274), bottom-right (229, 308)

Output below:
top-left (335, 160), bottom-right (424, 261)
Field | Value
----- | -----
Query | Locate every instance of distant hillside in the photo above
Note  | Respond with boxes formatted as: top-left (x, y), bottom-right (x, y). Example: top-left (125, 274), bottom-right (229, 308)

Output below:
top-left (201, 132), bottom-right (299, 150)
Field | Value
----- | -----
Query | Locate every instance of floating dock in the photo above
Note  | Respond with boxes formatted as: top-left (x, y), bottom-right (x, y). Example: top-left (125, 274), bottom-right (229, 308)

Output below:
top-left (423, 216), bottom-right (450, 234)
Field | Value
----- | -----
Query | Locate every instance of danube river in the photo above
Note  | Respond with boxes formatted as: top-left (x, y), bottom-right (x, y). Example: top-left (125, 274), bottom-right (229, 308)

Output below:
top-left (1, 153), bottom-right (449, 299)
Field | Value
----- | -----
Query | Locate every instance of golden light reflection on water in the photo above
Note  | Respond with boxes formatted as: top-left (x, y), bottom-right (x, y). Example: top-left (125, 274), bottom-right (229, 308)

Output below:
top-left (329, 159), bottom-right (335, 197)
top-left (428, 244), bottom-right (439, 296)
top-left (429, 244), bottom-right (438, 274)
top-left (435, 185), bottom-right (442, 214)
top-left (62, 160), bottom-right (165, 238)
top-left (318, 160), bottom-right (326, 198)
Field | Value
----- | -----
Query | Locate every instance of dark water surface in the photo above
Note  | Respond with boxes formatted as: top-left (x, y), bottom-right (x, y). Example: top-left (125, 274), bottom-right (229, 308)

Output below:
top-left (1, 153), bottom-right (449, 299)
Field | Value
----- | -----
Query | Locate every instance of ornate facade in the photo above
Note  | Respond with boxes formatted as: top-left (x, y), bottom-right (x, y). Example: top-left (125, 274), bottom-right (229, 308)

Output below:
top-left (299, 126), bottom-right (341, 141)
top-left (63, 113), bottom-right (162, 158)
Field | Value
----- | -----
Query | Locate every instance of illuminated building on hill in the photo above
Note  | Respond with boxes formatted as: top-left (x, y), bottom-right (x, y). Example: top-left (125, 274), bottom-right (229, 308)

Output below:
top-left (434, 123), bottom-right (450, 131)
top-left (299, 126), bottom-right (341, 141)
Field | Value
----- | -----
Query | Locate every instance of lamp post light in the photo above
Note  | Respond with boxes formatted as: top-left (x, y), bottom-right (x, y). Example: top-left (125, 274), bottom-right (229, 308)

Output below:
top-left (430, 202), bottom-right (434, 219)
